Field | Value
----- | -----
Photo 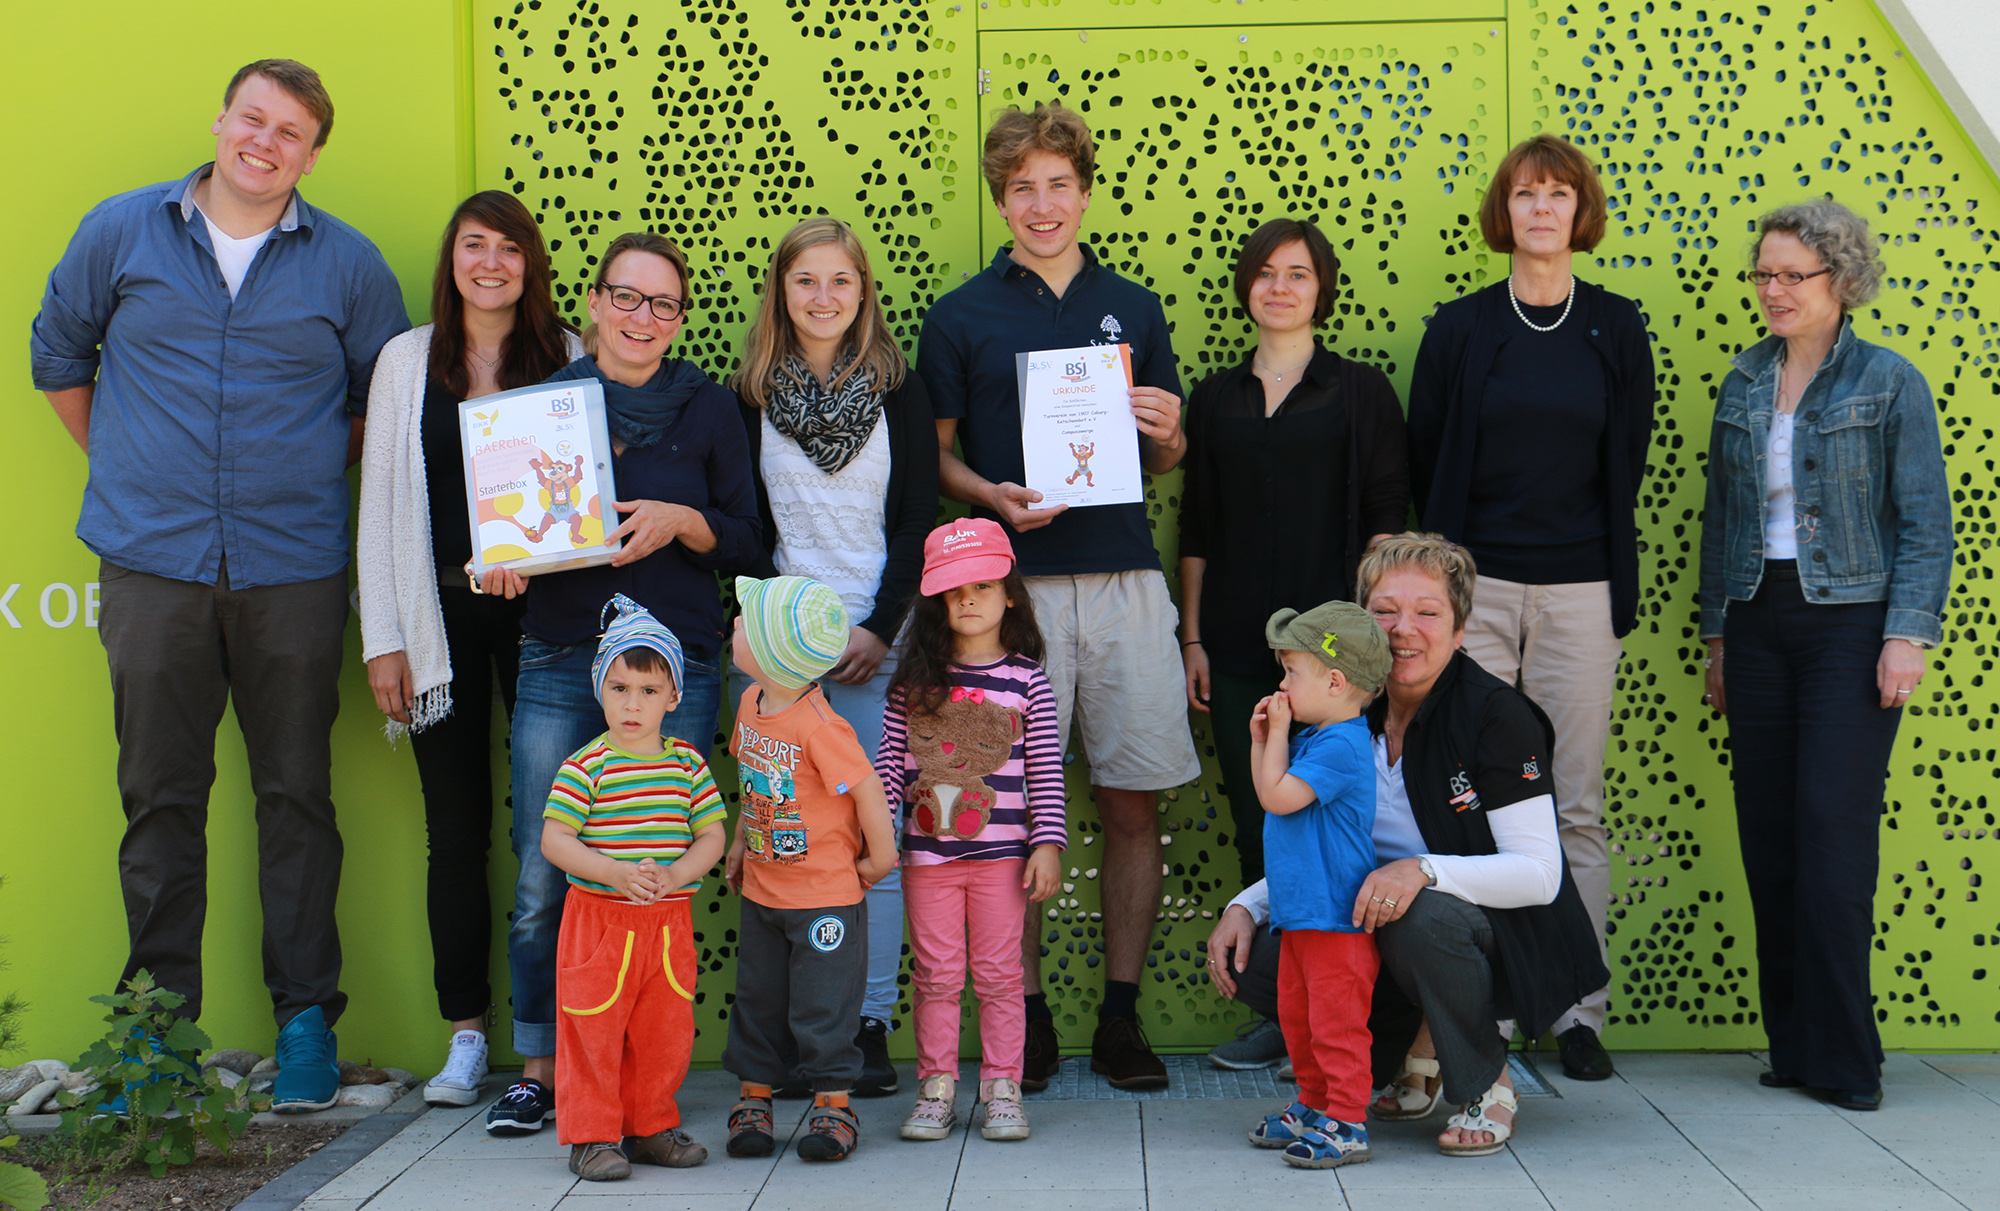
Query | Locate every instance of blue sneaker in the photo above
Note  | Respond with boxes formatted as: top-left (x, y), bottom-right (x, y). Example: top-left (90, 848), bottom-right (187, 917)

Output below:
top-left (1283, 1119), bottom-right (1371, 1169)
top-left (1247, 1101), bottom-right (1327, 1149)
top-left (271, 1006), bottom-right (340, 1113)
top-left (95, 1027), bottom-right (199, 1119)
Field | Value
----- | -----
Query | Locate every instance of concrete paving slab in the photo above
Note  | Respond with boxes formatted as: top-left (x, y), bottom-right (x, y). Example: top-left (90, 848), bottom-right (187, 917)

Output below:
top-left (1669, 1112), bottom-right (1939, 1190)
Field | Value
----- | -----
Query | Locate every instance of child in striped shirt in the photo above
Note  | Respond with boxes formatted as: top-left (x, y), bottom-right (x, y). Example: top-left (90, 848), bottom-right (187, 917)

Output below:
top-left (880, 519), bottom-right (1067, 1144)
top-left (541, 596), bottom-right (728, 1183)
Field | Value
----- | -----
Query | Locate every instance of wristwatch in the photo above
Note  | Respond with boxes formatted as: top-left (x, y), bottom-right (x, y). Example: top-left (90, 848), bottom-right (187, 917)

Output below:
top-left (1417, 855), bottom-right (1437, 887)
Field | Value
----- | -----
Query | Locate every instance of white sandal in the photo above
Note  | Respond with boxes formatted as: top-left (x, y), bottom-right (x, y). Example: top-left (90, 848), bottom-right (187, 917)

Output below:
top-left (1440, 1082), bottom-right (1518, 1157)
top-left (1373, 1054), bottom-right (1442, 1121)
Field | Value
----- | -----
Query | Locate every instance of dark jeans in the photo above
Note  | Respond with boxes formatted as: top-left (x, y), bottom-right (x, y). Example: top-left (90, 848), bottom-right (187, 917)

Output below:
top-left (99, 558), bottom-right (348, 1028)
top-left (1725, 563), bottom-right (1899, 1091)
top-left (1209, 667), bottom-right (1281, 885)
top-left (409, 585), bottom-right (526, 1023)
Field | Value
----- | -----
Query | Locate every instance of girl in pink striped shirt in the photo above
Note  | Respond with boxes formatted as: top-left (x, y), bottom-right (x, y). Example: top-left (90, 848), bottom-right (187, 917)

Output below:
top-left (879, 519), bottom-right (1066, 1144)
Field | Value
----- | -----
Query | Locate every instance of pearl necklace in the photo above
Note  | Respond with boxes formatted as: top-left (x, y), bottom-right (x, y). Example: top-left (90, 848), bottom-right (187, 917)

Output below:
top-left (1508, 274), bottom-right (1576, 333)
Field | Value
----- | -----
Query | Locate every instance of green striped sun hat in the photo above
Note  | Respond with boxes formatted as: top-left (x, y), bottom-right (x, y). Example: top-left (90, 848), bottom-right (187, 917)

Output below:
top-left (735, 575), bottom-right (850, 691)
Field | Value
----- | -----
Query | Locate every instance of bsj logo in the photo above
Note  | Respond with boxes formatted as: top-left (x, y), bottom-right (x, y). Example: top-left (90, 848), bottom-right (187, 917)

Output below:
top-left (1061, 360), bottom-right (1088, 381)
top-left (1523, 759), bottom-right (1541, 779)
top-left (808, 915), bottom-right (846, 953)
top-left (547, 393), bottom-right (579, 419)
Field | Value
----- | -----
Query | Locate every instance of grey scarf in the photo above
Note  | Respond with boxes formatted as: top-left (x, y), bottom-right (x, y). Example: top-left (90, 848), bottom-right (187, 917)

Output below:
top-left (767, 353), bottom-right (883, 474)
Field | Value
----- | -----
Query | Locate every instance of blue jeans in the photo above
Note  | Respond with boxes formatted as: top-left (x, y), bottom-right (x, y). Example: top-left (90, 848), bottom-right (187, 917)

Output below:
top-left (507, 636), bottom-right (723, 1058)
top-left (731, 658), bottom-right (905, 1024)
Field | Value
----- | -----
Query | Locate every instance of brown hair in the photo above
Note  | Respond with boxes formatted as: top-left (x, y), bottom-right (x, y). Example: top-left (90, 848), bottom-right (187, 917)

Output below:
top-left (428, 192), bottom-right (578, 398)
top-left (1354, 533), bottom-right (1478, 632)
top-left (1233, 218), bottom-right (1341, 326)
top-left (980, 103), bottom-right (1096, 202)
top-left (582, 232), bottom-right (692, 358)
top-left (731, 216), bottom-right (908, 407)
top-left (1478, 134), bottom-right (1608, 254)
top-left (889, 569), bottom-right (1046, 717)
top-left (224, 59), bottom-right (335, 149)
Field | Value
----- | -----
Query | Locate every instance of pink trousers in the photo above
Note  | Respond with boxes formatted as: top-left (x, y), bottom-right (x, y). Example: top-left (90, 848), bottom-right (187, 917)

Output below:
top-left (903, 859), bottom-right (1029, 1081)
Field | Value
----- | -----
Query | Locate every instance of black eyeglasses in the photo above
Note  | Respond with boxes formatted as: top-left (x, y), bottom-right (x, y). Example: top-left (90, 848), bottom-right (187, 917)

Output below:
top-left (599, 283), bottom-right (687, 321)
top-left (1743, 268), bottom-right (1833, 288)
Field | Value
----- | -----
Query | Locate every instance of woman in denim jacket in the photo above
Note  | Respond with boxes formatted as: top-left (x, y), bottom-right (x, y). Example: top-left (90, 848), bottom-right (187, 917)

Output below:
top-left (1697, 199), bottom-right (1951, 1111)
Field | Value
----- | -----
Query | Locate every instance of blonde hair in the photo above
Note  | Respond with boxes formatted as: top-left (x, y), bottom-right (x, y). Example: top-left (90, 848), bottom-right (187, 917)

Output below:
top-left (980, 103), bottom-right (1096, 202)
top-left (731, 216), bottom-right (907, 406)
top-left (1355, 533), bottom-right (1479, 631)
top-left (581, 232), bottom-right (690, 358)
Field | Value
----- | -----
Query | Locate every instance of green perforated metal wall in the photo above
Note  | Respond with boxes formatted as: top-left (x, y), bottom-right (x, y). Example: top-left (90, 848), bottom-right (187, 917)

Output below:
top-left (476, 0), bottom-right (2000, 1057)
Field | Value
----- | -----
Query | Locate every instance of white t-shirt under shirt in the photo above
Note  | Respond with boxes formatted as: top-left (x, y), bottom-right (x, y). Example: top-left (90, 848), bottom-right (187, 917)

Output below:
top-left (1764, 408), bottom-right (1799, 560)
top-left (760, 410), bottom-right (891, 625)
top-left (201, 211), bottom-right (275, 299)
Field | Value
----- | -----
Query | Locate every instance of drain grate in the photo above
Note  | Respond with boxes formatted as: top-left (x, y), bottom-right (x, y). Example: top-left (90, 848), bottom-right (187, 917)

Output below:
top-left (1019, 1052), bottom-right (1558, 1101)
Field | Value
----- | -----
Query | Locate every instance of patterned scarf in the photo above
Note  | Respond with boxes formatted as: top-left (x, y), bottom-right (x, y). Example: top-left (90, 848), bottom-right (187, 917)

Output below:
top-left (766, 353), bottom-right (884, 474)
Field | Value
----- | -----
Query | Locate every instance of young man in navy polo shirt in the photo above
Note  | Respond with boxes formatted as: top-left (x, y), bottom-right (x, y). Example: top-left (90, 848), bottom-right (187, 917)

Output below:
top-left (31, 60), bottom-right (409, 1112)
top-left (917, 102), bottom-right (1200, 1090)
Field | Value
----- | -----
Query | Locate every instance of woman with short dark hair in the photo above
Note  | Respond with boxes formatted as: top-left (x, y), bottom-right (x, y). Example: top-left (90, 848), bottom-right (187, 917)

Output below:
top-left (1406, 135), bottom-right (1655, 1081)
top-left (1179, 218), bottom-right (1408, 1071)
top-left (1698, 199), bottom-right (1950, 1110)
top-left (358, 190), bottom-right (581, 1105)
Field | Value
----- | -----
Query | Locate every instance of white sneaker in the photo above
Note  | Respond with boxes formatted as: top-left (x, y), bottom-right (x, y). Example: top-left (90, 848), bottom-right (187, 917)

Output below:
top-left (424, 1030), bottom-right (490, 1106)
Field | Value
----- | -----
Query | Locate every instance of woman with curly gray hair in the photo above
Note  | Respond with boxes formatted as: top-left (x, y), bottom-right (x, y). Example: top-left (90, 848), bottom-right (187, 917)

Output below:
top-left (1697, 198), bottom-right (1951, 1111)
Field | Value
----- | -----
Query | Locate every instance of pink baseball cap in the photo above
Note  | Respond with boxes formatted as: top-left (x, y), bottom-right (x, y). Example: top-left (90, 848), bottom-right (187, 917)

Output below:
top-left (920, 518), bottom-right (1017, 596)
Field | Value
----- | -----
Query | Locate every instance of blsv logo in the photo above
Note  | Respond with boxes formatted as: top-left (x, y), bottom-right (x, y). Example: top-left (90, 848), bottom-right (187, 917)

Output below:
top-left (0, 581), bottom-right (101, 629)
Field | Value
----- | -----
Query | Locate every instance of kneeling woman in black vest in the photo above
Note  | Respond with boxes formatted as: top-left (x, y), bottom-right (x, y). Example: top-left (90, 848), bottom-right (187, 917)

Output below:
top-left (1205, 533), bottom-right (1605, 1157)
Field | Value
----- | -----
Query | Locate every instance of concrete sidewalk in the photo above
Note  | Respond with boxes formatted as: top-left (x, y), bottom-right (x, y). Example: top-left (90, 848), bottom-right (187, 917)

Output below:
top-left (291, 1052), bottom-right (2000, 1211)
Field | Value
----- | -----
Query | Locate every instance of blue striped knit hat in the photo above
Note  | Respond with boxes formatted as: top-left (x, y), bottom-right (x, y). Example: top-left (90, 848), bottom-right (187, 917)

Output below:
top-left (592, 594), bottom-right (685, 699)
top-left (734, 575), bottom-right (849, 691)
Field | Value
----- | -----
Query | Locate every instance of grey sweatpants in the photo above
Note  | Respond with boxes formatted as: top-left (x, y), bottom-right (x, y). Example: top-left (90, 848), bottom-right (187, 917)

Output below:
top-left (723, 898), bottom-right (868, 1092)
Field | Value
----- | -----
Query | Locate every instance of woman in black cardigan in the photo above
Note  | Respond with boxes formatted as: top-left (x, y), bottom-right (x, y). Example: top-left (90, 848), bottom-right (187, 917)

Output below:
top-left (1407, 135), bottom-right (1654, 1082)
top-left (732, 215), bottom-right (938, 1098)
top-left (1179, 218), bottom-right (1409, 889)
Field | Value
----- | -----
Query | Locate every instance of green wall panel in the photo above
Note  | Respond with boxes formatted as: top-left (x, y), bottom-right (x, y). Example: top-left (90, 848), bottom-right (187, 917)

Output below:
top-left (5, 0), bottom-right (1998, 1073)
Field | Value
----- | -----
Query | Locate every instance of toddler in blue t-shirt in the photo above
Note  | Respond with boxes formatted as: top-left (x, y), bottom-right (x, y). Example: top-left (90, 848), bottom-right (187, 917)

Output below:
top-left (1244, 600), bottom-right (1392, 1171)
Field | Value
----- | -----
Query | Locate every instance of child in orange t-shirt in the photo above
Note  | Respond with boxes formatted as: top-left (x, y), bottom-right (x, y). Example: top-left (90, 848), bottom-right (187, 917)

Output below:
top-left (722, 576), bottom-right (898, 1164)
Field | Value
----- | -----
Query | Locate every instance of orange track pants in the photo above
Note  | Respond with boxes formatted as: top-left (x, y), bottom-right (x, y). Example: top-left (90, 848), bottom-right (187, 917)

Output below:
top-left (554, 887), bottom-right (697, 1144)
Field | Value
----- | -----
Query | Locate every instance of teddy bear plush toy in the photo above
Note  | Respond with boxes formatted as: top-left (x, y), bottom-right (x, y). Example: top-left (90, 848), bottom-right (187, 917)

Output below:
top-left (905, 688), bottom-right (1022, 840)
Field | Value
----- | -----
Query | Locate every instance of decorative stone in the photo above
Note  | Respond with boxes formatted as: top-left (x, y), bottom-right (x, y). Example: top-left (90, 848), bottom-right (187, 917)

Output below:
top-left (382, 1068), bottom-right (417, 1088)
top-left (336, 1059), bottom-right (366, 1085)
top-left (333, 1084), bottom-right (397, 1109)
top-left (57, 1070), bottom-right (96, 1092)
top-left (213, 1068), bottom-right (244, 1089)
top-left (7, 1078), bottom-right (58, 1118)
top-left (202, 1049), bottom-right (263, 1076)
top-left (247, 1075), bottom-right (276, 1094)
top-left (249, 1056), bottom-right (279, 1075)
top-left (0, 1067), bottom-right (40, 1107)
top-left (24, 1060), bottom-right (68, 1081)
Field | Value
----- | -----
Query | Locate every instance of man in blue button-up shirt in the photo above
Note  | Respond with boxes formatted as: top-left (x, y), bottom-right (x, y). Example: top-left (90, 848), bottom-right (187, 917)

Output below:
top-left (30, 58), bottom-right (408, 1111)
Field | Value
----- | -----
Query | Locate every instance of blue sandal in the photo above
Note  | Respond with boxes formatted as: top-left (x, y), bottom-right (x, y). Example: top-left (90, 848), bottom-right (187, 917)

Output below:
top-left (1248, 1101), bottom-right (1328, 1149)
top-left (1283, 1119), bottom-right (1372, 1169)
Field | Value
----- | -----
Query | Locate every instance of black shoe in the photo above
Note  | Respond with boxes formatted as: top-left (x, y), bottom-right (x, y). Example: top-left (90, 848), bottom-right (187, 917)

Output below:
top-left (853, 1017), bottom-right (898, 1098)
top-left (485, 1078), bottom-right (555, 1135)
top-left (1758, 1070), bottom-right (1804, 1089)
top-left (796, 1101), bottom-right (858, 1161)
top-left (727, 1096), bottom-right (776, 1158)
top-left (1827, 1087), bottom-right (1883, 1112)
top-left (1556, 1024), bottom-right (1614, 1081)
top-left (1090, 1016), bottom-right (1169, 1091)
top-left (1021, 1018), bottom-right (1061, 1093)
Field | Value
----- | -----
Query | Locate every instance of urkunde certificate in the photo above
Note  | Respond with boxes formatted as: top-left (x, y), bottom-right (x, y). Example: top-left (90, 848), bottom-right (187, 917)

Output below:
top-left (459, 379), bottom-right (623, 579)
top-left (1017, 343), bottom-right (1143, 508)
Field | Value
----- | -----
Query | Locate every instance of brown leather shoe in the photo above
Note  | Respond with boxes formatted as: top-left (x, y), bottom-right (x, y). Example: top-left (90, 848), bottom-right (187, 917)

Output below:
top-left (625, 1127), bottom-right (707, 1167)
top-left (569, 1141), bottom-right (632, 1181)
top-left (1021, 1018), bottom-right (1062, 1092)
top-left (1090, 1016), bottom-right (1168, 1091)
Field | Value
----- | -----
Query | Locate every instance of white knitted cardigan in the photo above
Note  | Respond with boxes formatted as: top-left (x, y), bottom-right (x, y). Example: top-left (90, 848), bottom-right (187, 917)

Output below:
top-left (356, 325), bottom-right (585, 740)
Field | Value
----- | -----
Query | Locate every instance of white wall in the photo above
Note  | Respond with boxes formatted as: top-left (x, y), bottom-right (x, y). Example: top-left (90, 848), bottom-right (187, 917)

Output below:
top-left (1875, 0), bottom-right (2000, 173)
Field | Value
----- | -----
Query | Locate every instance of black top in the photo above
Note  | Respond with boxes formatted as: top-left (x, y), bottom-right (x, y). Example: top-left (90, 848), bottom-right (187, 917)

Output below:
top-left (739, 372), bottom-right (940, 643)
top-left (521, 369), bottom-right (762, 666)
top-left (1408, 279), bottom-right (1655, 637)
top-left (1365, 651), bottom-right (1609, 1038)
top-left (421, 376), bottom-right (473, 571)
top-left (916, 245), bottom-right (1184, 577)
top-left (1180, 346), bottom-right (1410, 678)
top-left (1461, 301), bottom-right (1612, 583)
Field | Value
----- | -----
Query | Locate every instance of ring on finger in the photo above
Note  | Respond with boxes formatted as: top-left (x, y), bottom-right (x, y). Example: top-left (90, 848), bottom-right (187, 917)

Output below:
top-left (1383, 898), bottom-right (1398, 908)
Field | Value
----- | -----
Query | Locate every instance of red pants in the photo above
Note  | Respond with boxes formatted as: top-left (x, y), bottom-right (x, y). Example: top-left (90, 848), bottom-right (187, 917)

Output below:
top-left (554, 888), bottom-right (697, 1144)
top-left (1277, 928), bottom-right (1379, 1123)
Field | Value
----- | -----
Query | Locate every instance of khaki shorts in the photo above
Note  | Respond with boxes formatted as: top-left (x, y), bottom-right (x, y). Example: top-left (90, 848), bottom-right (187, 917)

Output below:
top-left (1024, 570), bottom-right (1203, 792)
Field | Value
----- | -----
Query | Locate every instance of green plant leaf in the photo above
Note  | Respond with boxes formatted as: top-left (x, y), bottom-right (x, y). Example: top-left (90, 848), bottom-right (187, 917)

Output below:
top-left (160, 1019), bottom-right (208, 1056)
top-left (0, 1160), bottom-right (51, 1211)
